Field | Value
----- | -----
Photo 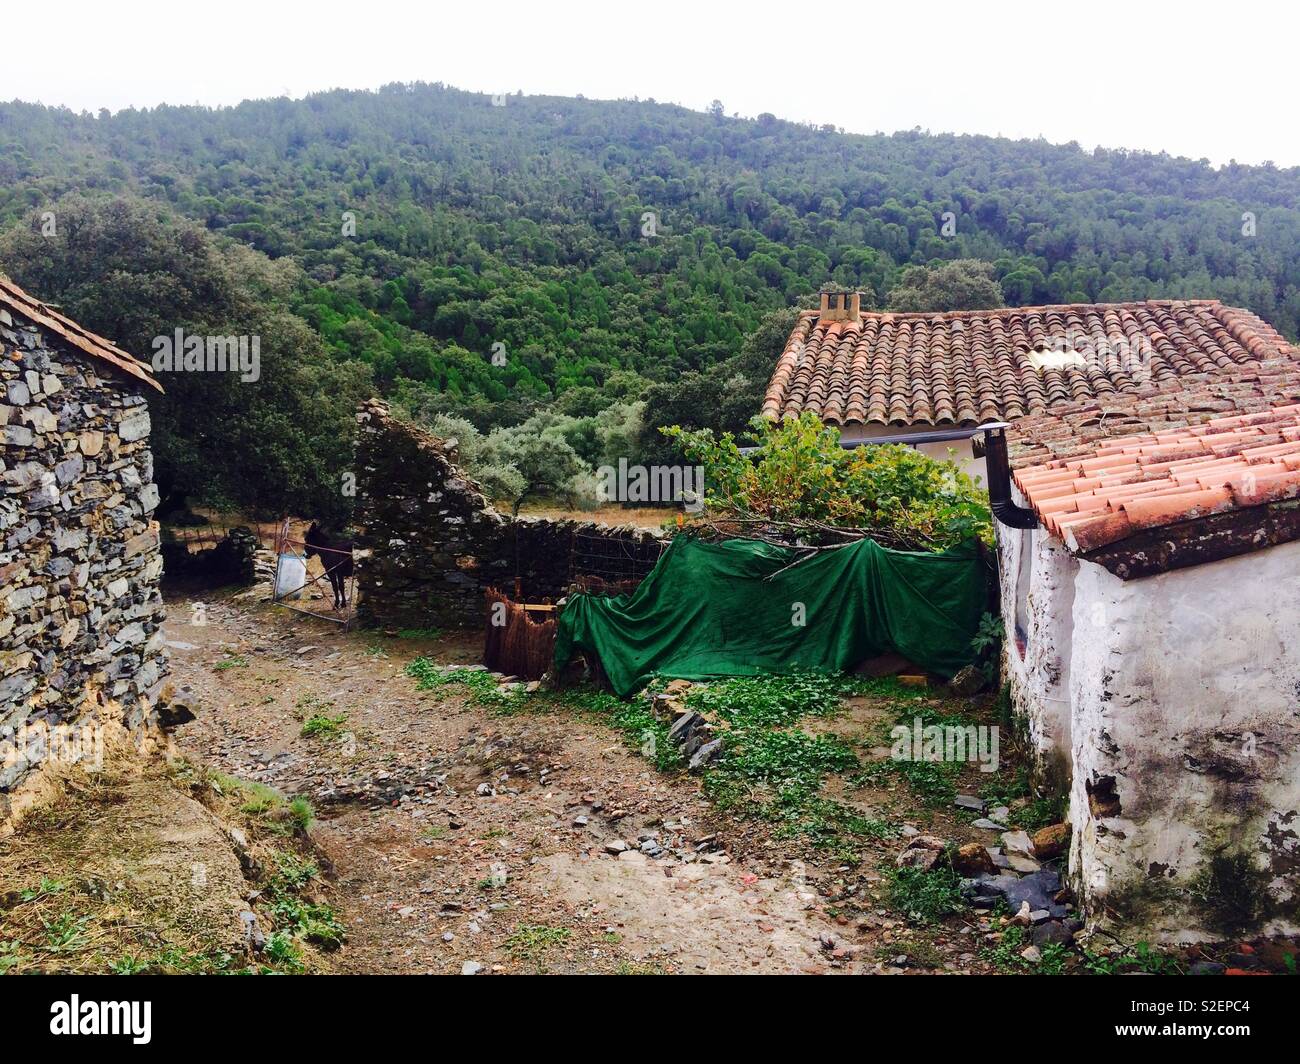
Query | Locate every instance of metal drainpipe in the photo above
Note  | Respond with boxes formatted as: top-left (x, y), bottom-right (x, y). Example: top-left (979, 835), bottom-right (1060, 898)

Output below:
top-left (980, 423), bottom-right (1038, 529)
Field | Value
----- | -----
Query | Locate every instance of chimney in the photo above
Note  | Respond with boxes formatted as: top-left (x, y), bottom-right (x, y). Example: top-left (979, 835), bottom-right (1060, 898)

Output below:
top-left (819, 289), bottom-right (861, 324)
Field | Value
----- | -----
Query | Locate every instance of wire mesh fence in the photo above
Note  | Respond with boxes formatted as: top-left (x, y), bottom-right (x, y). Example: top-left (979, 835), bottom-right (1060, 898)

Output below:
top-left (271, 518), bottom-right (357, 628)
top-left (569, 528), bottom-right (666, 587)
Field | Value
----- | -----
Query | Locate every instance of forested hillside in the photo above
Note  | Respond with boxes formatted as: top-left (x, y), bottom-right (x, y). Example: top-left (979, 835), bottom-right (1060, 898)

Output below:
top-left (2, 82), bottom-right (1299, 516)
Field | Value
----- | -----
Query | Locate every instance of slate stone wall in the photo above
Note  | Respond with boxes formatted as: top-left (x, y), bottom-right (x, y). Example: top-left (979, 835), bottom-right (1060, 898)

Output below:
top-left (0, 304), bottom-right (168, 798)
top-left (353, 400), bottom-right (664, 629)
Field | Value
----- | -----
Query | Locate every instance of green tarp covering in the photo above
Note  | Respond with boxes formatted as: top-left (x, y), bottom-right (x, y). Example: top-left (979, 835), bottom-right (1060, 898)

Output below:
top-left (554, 535), bottom-right (987, 697)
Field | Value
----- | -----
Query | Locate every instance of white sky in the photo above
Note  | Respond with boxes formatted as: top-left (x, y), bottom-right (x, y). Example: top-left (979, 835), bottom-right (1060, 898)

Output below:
top-left (6, 0), bottom-right (1297, 167)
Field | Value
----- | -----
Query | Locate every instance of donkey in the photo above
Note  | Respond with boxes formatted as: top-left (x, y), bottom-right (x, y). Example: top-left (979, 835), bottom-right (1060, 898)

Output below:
top-left (304, 522), bottom-right (355, 611)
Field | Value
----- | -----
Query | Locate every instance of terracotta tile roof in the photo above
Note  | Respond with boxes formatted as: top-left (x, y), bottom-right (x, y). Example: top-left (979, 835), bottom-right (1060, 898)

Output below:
top-left (1013, 401), bottom-right (1300, 554)
top-left (0, 274), bottom-right (162, 393)
top-left (763, 299), bottom-right (1293, 427)
top-left (1007, 357), bottom-right (1300, 469)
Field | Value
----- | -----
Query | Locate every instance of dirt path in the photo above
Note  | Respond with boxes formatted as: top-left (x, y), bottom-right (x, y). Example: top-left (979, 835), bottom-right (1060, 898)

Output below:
top-left (165, 590), bottom-right (874, 974)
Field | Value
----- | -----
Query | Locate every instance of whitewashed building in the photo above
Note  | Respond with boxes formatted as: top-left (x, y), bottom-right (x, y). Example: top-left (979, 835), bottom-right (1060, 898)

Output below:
top-left (1001, 366), bottom-right (1300, 942)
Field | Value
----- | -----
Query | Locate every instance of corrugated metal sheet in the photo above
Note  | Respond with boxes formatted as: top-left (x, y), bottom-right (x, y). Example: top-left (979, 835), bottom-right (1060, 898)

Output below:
top-left (0, 274), bottom-right (163, 393)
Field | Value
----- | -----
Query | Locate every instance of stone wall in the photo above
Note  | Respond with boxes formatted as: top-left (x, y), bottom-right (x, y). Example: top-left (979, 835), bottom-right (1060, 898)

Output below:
top-left (0, 306), bottom-right (168, 807)
top-left (161, 527), bottom-right (258, 589)
top-left (353, 400), bottom-right (665, 629)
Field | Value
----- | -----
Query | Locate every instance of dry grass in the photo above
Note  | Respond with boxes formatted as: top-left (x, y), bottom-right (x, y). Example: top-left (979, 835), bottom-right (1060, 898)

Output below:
top-left (0, 753), bottom-right (341, 975)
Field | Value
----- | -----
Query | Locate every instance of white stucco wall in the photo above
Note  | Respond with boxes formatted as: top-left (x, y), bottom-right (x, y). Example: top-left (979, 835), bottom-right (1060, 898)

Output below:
top-left (997, 491), bottom-right (1076, 787)
top-left (839, 424), bottom-right (987, 485)
top-left (1066, 541), bottom-right (1300, 941)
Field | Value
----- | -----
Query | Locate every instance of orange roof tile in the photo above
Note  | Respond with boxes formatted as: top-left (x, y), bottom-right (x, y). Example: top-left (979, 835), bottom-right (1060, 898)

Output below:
top-left (763, 299), bottom-right (1293, 427)
top-left (1014, 402), bottom-right (1300, 552)
top-left (0, 274), bottom-right (162, 393)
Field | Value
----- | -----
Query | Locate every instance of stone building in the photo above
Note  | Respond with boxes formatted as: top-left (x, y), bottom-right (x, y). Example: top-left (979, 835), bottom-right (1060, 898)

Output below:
top-left (763, 294), bottom-right (1295, 483)
top-left (0, 275), bottom-right (168, 813)
top-left (1000, 360), bottom-right (1300, 941)
top-left (353, 400), bottom-right (664, 630)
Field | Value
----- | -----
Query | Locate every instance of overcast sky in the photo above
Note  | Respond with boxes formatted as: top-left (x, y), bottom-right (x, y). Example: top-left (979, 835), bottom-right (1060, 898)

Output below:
top-left (6, 0), bottom-right (1295, 167)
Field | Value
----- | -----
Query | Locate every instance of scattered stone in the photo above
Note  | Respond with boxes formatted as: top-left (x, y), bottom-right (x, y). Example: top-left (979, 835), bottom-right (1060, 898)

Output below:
top-left (461, 961), bottom-right (483, 976)
top-left (971, 818), bottom-right (1006, 831)
top-left (948, 663), bottom-right (987, 696)
top-left (952, 842), bottom-right (996, 876)
top-left (1030, 920), bottom-right (1076, 948)
top-left (1189, 960), bottom-right (1226, 976)
top-left (667, 711), bottom-right (702, 746)
top-left (962, 869), bottom-right (1069, 918)
top-left (896, 834), bottom-right (948, 872)
top-left (651, 693), bottom-right (686, 719)
top-left (688, 738), bottom-right (722, 773)
top-left (1001, 830), bottom-right (1035, 858)
top-left (572, 814), bottom-right (589, 827)
top-left (1031, 823), bottom-right (1071, 860)
top-left (954, 794), bottom-right (985, 812)
top-left (240, 911), bottom-right (265, 951)
top-left (1020, 945), bottom-right (1042, 964)
top-left (603, 840), bottom-right (629, 855)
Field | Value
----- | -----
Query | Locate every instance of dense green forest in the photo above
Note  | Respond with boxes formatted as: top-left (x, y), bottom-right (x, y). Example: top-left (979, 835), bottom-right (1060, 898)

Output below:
top-left (2, 83), bottom-right (1299, 518)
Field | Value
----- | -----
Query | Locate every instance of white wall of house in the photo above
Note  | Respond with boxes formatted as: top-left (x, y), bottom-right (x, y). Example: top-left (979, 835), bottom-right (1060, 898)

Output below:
top-left (997, 500), bottom-right (1077, 790)
top-left (1002, 520), bottom-right (1300, 941)
top-left (838, 424), bottom-right (987, 485)
top-left (1065, 542), bottom-right (1300, 941)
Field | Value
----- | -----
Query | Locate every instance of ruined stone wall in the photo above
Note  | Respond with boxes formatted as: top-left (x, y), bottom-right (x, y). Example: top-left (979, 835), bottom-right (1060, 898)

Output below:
top-left (0, 307), bottom-right (168, 806)
top-left (1066, 545), bottom-right (1300, 942)
top-left (353, 400), bottom-right (664, 630)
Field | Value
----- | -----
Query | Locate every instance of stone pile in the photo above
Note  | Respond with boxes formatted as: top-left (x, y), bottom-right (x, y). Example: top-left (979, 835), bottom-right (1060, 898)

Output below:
top-left (649, 679), bottom-right (723, 772)
top-left (0, 304), bottom-right (168, 805)
top-left (895, 797), bottom-right (1081, 954)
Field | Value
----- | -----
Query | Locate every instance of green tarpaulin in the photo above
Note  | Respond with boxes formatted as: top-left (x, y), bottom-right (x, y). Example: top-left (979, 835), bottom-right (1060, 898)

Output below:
top-left (554, 535), bottom-right (987, 697)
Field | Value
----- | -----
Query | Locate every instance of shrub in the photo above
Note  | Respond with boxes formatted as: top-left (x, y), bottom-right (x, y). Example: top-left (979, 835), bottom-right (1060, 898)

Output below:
top-left (663, 412), bottom-right (991, 550)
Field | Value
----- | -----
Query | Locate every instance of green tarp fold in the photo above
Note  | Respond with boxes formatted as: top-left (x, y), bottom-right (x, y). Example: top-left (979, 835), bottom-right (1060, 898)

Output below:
top-left (554, 535), bottom-right (986, 697)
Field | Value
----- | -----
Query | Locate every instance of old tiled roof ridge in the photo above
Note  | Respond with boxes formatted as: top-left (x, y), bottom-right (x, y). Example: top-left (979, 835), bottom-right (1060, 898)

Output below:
top-left (763, 298), bottom-right (1294, 427)
top-left (1006, 355), bottom-right (1300, 468)
top-left (1013, 400), bottom-right (1300, 554)
top-left (0, 273), bottom-right (162, 393)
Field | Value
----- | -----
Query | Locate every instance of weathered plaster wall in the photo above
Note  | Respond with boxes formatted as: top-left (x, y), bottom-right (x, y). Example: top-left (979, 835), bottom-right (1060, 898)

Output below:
top-left (0, 307), bottom-right (168, 810)
top-left (998, 489), bottom-right (1076, 788)
top-left (1067, 543), bottom-right (1300, 941)
top-left (353, 400), bottom-right (664, 630)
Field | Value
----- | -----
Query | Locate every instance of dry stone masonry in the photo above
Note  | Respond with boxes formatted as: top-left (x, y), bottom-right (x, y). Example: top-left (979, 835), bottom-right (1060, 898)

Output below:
top-left (354, 400), bottom-right (664, 629)
top-left (0, 295), bottom-right (168, 810)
